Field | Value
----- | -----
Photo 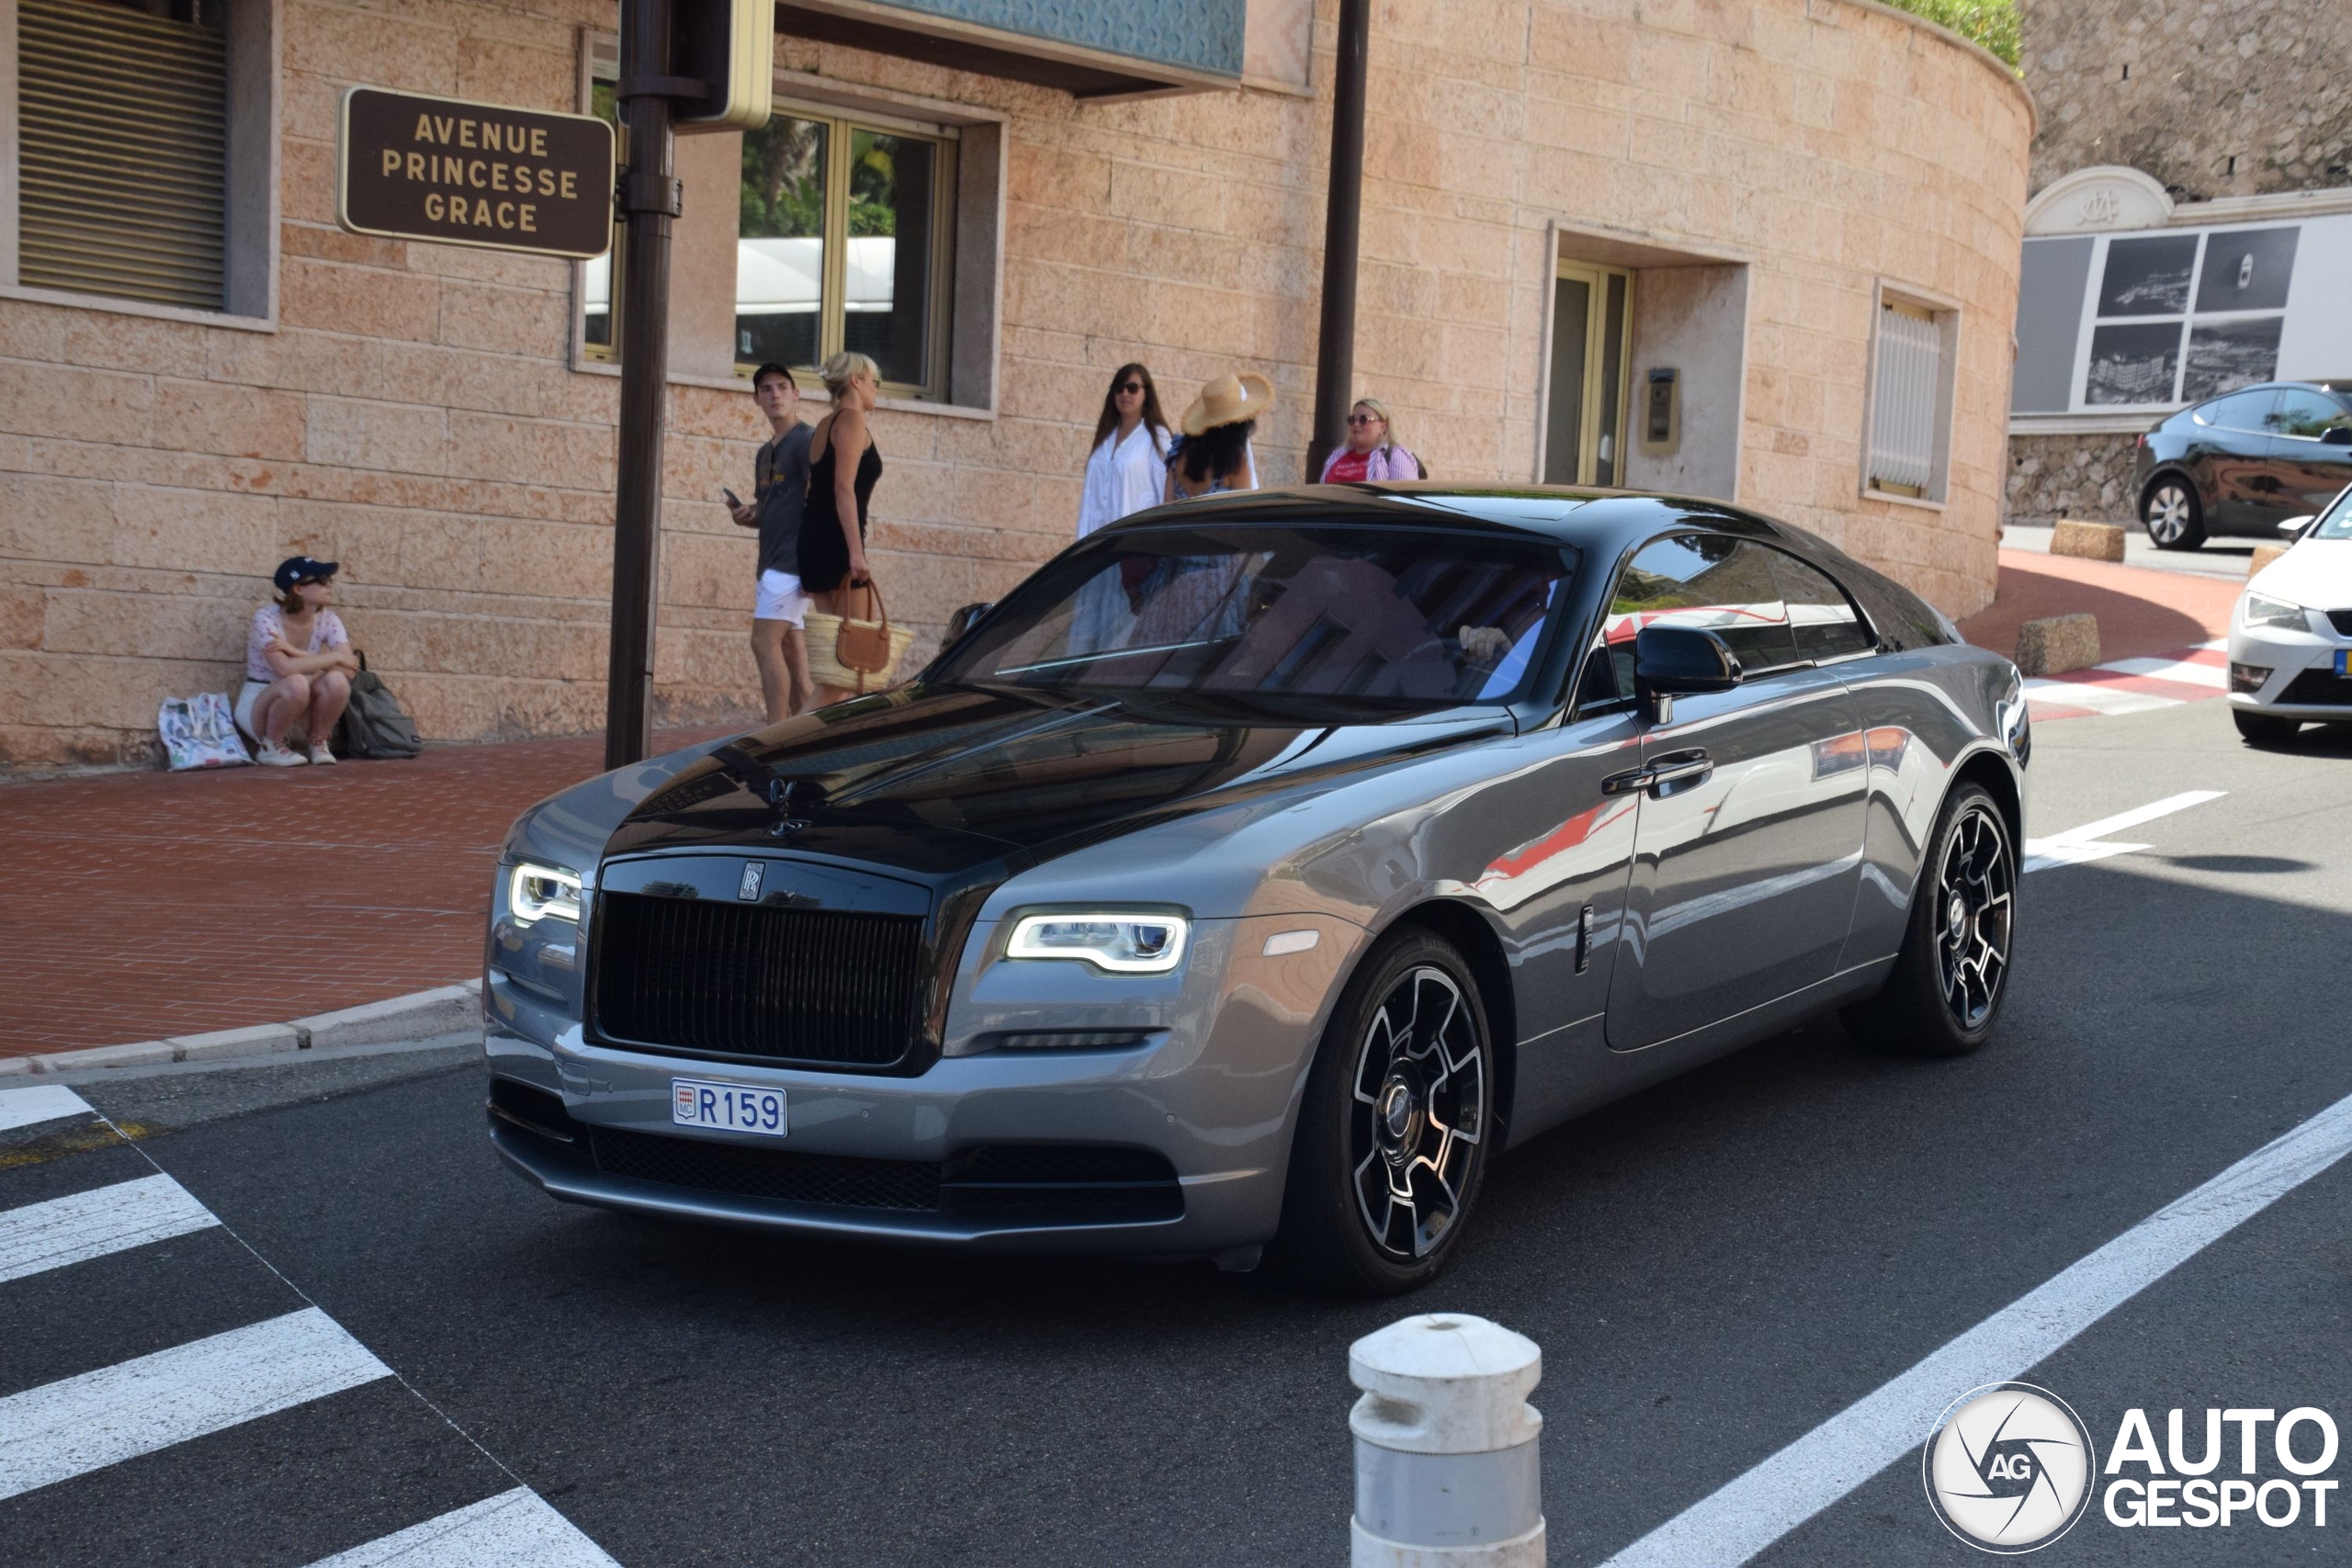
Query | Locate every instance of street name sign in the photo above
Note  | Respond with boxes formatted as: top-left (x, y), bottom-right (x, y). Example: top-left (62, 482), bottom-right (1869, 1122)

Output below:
top-left (335, 86), bottom-right (614, 259)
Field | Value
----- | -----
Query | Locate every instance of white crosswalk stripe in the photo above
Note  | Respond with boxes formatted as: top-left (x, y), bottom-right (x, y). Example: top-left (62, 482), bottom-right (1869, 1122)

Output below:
top-left (0, 1085), bottom-right (94, 1134)
top-left (0, 1174), bottom-right (218, 1284)
top-left (0, 1108), bottom-right (620, 1563)
top-left (305, 1487), bottom-right (621, 1567)
top-left (0, 1308), bottom-right (390, 1501)
top-left (2101, 654), bottom-right (2231, 687)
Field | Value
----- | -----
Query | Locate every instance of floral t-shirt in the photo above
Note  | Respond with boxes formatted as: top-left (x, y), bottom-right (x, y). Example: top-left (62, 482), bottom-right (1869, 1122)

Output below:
top-left (246, 605), bottom-right (349, 682)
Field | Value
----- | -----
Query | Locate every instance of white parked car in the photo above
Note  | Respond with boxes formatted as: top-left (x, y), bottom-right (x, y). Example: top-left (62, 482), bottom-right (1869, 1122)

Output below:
top-left (2229, 483), bottom-right (2352, 746)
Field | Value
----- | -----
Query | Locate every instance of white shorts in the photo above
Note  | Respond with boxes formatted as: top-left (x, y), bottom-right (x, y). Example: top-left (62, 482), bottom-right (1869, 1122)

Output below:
top-left (233, 678), bottom-right (271, 740)
top-left (754, 569), bottom-right (809, 626)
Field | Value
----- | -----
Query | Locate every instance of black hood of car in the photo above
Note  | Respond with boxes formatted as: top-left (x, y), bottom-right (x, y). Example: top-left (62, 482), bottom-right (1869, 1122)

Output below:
top-left (601, 683), bottom-right (1510, 879)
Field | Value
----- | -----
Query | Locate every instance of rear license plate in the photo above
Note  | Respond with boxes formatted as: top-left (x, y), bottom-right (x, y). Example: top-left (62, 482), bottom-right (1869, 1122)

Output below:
top-left (671, 1077), bottom-right (786, 1137)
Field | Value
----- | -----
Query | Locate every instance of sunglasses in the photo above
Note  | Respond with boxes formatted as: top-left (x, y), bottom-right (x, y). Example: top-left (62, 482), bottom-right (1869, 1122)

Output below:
top-left (1346, 412), bottom-right (1383, 425)
top-left (1115, 381), bottom-right (1145, 394)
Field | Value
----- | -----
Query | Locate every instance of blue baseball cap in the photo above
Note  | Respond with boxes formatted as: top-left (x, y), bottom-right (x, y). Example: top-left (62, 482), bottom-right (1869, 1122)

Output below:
top-left (273, 556), bottom-right (338, 592)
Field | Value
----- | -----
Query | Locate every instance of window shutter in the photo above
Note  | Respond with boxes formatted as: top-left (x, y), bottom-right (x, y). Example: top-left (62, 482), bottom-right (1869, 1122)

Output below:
top-left (1868, 302), bottom-right (1940, 497)
top-left (17, 0), bottom-right (228, 310)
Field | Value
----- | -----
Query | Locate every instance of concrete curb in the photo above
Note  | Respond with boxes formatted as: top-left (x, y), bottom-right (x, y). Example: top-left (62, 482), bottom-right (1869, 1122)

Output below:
top-left (2, 980), bottom-right (481, 1077)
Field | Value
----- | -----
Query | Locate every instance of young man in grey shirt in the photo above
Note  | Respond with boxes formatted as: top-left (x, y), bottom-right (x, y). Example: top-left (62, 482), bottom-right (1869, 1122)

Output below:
top-left (730, 363), bottom-right (815, 721)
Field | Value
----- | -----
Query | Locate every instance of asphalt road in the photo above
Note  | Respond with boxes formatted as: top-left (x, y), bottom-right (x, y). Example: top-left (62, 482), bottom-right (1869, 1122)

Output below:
top-left (6, 700), bottom-right (2349, 1566)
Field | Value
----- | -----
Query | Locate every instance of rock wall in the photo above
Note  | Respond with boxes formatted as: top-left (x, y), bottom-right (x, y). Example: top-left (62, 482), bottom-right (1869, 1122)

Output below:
top-left (2022, 0), bottom-right (2352, 198)
top-left (2005, 433), bottom-right (2141, 526)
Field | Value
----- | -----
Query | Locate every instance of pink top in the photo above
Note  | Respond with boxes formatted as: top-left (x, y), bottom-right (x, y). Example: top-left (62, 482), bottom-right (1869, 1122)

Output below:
top-left (1319, 442), bottom-right (1419, 483)
top-left (246, 604), bottom-right (349, 683)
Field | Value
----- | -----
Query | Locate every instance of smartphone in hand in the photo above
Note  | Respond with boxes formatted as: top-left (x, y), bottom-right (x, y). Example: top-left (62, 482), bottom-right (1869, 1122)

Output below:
top-left (723, 488), bottom-right (743, 508)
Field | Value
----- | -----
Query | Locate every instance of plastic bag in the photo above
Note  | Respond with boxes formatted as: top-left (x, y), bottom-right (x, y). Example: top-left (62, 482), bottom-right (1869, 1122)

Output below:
top-left (159, 693), bottom-right (252, 771)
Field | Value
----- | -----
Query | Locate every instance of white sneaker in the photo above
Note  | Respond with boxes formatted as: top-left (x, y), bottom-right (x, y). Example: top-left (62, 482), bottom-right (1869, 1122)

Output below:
top-left (306, 739), bottom-right (338, 765)
top-left (254, 739), bottom-right (308, 768)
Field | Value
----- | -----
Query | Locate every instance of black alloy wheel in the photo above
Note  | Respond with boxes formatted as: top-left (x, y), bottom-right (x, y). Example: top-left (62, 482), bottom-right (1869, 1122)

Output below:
top-left (1844, 782), bottom-right (2018, 1057)
top-left (1934, 801), bottom-right (2015, 1032)
top-left (1268, 930), bottom-right (1493, 1294)
top-left (2141, 476), bottom-right (2206, 550)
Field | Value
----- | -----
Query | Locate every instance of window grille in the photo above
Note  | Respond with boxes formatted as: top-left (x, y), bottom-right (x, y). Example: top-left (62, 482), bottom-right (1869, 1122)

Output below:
top-left (1867, 302), bottom-right (1941, 498)
top-left (17, 0), bottom-right (228, 310)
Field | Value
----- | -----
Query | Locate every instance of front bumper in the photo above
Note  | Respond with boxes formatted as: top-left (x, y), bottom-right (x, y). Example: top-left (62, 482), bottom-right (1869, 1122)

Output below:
top-left (2227, 618), bottom-right (2352, 718)
top-left (482, 909), bottom-right (1363, 1258)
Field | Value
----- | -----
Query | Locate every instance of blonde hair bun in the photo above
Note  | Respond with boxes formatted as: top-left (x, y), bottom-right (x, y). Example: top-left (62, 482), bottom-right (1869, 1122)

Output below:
top-left (820, 351), bottom-right (879, 399)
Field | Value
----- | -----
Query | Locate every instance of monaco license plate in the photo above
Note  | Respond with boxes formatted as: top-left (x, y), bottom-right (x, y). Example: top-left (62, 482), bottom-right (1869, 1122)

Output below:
top-left (671, 1077), bottom-right (787, 1137)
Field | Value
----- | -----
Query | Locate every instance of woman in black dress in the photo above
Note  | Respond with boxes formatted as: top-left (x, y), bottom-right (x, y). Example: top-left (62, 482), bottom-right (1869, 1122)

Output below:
top-left (800, 351), bottom-right (884, 706)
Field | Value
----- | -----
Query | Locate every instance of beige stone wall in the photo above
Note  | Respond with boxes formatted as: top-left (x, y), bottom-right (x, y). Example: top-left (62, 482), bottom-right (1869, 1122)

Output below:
top-left (2022, 0), bottom-right (2352, 199)
top-left (0, 0), bottom-right (2030, 773)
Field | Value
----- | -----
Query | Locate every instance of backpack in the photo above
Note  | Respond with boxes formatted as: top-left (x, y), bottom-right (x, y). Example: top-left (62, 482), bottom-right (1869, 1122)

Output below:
top-left (159, 693), bottom-right (251, 770)
top-left (334, 652), bottom-right (424, 760)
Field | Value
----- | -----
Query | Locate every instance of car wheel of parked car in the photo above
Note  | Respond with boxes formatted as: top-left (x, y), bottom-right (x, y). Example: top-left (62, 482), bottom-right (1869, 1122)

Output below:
top-left (1267, 929), bottom-right (1493, 1295)
top-left (2232, 710), bottom-right (2301, 748)
top-left (1843, 783), bottom-right (2016, 1058)
top-left (2141, 477), bottom-right (2206, 550)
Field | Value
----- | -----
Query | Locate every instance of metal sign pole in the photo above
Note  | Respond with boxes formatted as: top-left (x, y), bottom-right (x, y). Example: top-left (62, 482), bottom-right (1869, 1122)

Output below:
top-left (605, 0), bottom-right (681, 771)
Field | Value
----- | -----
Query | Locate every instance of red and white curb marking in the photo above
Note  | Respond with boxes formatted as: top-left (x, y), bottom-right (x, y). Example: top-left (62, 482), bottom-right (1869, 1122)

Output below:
top-left (2025, 640), bottom-right (2229, 721)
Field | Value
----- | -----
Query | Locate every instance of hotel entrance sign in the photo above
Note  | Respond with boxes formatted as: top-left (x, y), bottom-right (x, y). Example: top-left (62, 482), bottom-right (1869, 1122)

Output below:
top-left (335, 86), bottom-right (615, 258)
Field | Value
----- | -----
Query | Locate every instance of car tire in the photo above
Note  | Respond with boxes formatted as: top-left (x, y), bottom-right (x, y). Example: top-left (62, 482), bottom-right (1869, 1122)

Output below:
top-left (1265, 929), bottom-right (1495, 1296)
top-left (2233, 710), bottom-right (2301, 748)
top-left (1841, 782), bottom-right (2016, 1058)
top-left (2141, 476), bottom-right (2206, 550)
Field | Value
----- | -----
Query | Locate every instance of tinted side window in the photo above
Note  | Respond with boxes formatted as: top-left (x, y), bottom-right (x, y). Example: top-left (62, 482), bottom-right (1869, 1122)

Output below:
top-left (1771, 551), bottom-right (1875, 661)
top-left (1606, 535), bottom-right (1797, 696)
top-left (2199, 389), bottom-right (2278, 432)
top-left (2271, 390), bottom-right (2352, 437)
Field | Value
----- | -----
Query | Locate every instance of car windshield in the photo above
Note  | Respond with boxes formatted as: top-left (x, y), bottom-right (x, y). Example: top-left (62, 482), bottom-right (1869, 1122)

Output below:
top-left (935, 523), bottom-right (1578, 716)
top-left (2314, 485), bottom-right (2352, 540)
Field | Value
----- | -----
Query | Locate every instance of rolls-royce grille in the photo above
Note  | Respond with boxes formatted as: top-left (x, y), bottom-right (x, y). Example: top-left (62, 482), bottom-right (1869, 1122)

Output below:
top-left (592, 891), bottom-right (926, 1066)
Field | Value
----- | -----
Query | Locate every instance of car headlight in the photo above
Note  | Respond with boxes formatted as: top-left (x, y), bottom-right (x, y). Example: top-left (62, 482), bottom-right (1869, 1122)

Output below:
top-left (1005, 911), bottom-right (1189, 974)
top-left (508, 863), bottom-right (582, 924)
top-left (2241, 592), bottom-right (2307, 631)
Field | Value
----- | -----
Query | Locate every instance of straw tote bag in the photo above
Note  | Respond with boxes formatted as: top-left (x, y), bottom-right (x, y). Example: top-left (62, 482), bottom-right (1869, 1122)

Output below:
top-left (806, 580), bottom-right (914, 693)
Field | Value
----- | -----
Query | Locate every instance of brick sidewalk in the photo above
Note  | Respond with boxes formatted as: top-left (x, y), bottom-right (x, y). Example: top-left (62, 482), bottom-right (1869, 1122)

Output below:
top-left (0, 729), bottom-right (724, 1059)
top-left (1958, 547), bottom-right (2241, 663)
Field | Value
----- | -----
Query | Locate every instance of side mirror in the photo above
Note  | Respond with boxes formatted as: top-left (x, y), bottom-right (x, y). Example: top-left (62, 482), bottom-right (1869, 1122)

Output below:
top-left (2321, 426), bottom-right (2351, 446)
top-left (1634, 624), bottom-right (1741, 725)
top-left (942, 601), bottom-right (993, 646)
top-left (2278, 515), bottom-right (2317, 537)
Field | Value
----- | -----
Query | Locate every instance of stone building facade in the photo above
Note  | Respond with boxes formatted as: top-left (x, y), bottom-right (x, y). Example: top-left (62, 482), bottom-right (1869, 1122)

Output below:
top-left (2008, 0), bottom-right (2352, 525)
top-left (0, 0), bottom-right (2030, 774)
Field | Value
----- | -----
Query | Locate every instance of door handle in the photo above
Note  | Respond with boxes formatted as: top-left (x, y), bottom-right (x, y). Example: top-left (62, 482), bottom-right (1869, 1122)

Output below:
top-left (1601, 750), bottom-right (1713, 797)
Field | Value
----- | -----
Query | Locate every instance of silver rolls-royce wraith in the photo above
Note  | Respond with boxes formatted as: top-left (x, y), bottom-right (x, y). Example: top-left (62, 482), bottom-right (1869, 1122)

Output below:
top-left (485, 485), bottom-right (2028, 1293)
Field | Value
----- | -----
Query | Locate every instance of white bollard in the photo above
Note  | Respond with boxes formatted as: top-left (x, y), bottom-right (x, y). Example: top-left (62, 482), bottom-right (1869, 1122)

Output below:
top-left (1349, 1313), bottom-right (1545, 1567)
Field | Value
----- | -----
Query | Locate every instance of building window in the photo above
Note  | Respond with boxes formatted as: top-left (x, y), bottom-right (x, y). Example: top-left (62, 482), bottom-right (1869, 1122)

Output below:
top-left (1864, 293), bottom-right (1956, 502)
top-left (737, 106), bottom-right (955, 398)
top-left (581, 38), bottom-right (619, 360)
top-left (3, 0), bottom-right (270, 318)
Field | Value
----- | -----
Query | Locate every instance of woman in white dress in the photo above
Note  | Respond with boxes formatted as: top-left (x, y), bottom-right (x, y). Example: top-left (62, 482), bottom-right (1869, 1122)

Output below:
top-left (1072, 365), bottom-right (1174, 652)
top-left (1077, 364), bottom-right (1173, 537)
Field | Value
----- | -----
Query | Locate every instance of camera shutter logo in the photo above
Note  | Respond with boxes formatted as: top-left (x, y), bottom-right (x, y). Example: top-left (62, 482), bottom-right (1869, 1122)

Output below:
top-left (1923, 1382), bottom-right (2098, 1552)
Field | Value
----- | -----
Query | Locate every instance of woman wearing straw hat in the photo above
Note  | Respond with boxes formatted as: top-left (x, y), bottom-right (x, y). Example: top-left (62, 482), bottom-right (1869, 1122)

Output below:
top-left (1317, 396), bottom-right (1423, 484)
top-left (1164, 372), bottom-right (1272, 502)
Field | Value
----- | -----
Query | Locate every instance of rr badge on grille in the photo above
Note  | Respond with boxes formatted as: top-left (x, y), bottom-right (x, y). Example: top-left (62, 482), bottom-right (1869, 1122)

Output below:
top-left (737, 861), bottom-right (765, 902)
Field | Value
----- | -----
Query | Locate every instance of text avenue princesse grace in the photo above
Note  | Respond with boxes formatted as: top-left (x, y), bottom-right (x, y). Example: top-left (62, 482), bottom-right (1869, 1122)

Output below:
top-left (379, 109), bottom-right (588, 234)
